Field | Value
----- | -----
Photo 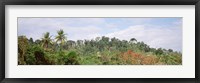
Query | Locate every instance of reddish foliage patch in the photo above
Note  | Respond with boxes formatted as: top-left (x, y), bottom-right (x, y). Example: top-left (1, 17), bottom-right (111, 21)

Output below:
top-left (120, 50), bottom-right (158, 65)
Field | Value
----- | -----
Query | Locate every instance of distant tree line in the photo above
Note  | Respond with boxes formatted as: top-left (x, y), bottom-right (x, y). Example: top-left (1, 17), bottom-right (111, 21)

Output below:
top-left (18, 29), bottom-right (182, 65)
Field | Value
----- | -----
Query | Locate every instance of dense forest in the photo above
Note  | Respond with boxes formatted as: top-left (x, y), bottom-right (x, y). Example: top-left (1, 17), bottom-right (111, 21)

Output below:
top-left (18, 29), bottom-right (182, 65)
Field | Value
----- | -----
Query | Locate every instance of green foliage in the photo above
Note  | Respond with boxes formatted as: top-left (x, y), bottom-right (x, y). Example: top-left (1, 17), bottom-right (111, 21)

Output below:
top-left (18, 36), bottom-right (29, 65)
top-left (18, 31), bottom-right (182, 65)
top-left (155, 48), bottom-right (164, 55)
top-left (158, 53), bottom-right (182, 65)
top-left (41, 32), bottom-right (52, 49)
top-left (55, 29), bottom-right (66, 48)
top-left (64, 51), bottom-right (80, 65)
top-left (32, 45), bottom-right (49, 65)
top-left (25, 45), bottom-right (36, 65)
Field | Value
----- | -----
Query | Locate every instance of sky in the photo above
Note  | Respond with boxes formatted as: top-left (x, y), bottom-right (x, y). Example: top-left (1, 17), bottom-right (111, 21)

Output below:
top-left (18, 17), bottom-right (182, 52)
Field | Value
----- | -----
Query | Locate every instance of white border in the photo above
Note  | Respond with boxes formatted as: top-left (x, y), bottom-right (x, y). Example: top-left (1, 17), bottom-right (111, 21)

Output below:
top-left (5, 5), bottom-right (195, 78)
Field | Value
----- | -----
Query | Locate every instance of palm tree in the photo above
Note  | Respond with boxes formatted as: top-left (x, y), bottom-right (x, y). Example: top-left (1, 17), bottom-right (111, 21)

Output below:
top-left (41, 32), bottom-right (52, 49)
top-left (55, 29), bottom-right (67, 50)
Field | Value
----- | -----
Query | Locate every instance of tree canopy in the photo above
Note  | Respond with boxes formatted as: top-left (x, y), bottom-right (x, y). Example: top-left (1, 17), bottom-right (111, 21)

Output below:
top-left (18, 30), bottom-right (182, 65)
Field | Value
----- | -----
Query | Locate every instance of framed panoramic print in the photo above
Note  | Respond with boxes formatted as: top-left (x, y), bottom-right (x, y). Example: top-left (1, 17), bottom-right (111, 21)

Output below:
top-left (0, 0), bottom-right (199, 83)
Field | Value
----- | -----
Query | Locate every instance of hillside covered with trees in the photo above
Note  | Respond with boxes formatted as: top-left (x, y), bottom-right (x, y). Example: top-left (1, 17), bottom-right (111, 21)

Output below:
top-left (18, 29), bottom-right (182, 65)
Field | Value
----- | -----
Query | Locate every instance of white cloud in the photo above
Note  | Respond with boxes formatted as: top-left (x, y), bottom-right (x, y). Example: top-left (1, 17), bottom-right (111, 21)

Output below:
top-left (60, 26), bottom-right (102, 40)
top-left (18, 18), bottom-right (182, 52)
top-left (18, 18), bottom-right (105, 41)
top-left (121, 18), bottom-right (153, 24)
top-left (106, 25), bottom-right (182, 52)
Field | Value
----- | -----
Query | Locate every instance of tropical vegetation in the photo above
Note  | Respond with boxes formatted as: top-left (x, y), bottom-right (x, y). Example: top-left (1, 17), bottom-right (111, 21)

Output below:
top-left (18, 29), bottom-right (182, 65)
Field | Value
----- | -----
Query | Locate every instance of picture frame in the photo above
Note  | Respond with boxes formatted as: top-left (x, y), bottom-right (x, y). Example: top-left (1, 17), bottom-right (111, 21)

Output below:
top-left (0, 0), bottom-right (199, 83)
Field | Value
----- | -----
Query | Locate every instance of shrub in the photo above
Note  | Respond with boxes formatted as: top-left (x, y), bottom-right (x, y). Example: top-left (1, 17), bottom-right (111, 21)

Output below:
top-left (64, 51), bottom-right (80, 65)
top-left (18, 36), bottom-right (28, 65)
top-left (32, 46), bottom-right (51, 65)
top-left (25, 47), bottom-right (36, 65)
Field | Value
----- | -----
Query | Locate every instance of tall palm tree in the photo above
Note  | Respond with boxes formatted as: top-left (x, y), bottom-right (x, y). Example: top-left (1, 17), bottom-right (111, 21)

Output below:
top-left (41, 32), bottom-right (52, 49)
top-left (55, 29), bottom-right (67, 49)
